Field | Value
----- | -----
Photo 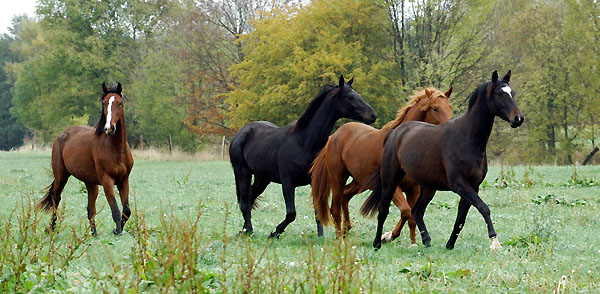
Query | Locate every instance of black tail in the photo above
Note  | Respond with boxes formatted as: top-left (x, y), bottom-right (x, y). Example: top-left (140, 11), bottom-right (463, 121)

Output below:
top-left (229, 130), bottom-right (250, 206)
top-left (37, 181), bottom-right (56, 212)
top-left (360, 168), bottom-right (383, 217)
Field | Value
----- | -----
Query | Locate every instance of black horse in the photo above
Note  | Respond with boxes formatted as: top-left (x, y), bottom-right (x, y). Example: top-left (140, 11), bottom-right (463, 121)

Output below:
top-left (361, 70), bottom-right (524, 250)
top-left (230, 75), bottom-right (377, 238)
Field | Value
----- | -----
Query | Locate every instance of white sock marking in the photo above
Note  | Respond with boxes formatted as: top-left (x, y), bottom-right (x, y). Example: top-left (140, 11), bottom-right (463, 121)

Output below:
top-left (104, 96), bottom-right (115, 130)
top-left (501, 86), bottom-right (513, 98)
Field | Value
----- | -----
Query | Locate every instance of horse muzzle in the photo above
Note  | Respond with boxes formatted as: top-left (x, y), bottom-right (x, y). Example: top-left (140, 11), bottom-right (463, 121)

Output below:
top-left (363, 111), bottom-right (378, 125)
top-left (104, 125), bottom-right (116, 135)
top-left (510, 114), bottom-right (524, 128)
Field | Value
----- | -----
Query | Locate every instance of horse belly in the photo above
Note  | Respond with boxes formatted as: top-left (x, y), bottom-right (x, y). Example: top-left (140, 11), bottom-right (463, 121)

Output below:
top-left (63, 154), bottom-right (99, 184)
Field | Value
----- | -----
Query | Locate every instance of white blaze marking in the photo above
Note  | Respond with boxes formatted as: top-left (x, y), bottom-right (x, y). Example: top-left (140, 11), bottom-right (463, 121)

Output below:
top-left (501, 86), bottom-right (513, 98)
top-left (104, 96), bottom-right (115, 130)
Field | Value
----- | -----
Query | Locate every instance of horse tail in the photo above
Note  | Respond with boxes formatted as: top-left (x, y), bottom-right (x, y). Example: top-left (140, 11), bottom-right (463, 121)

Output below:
top-left (360, 168), bottom-right (382, 217)
top-left (310, 147), bottom-right (332, 226)
top-left (229, 129), bottom-right (250, 205)
top-left (37, 181), bottom-right (56, 212)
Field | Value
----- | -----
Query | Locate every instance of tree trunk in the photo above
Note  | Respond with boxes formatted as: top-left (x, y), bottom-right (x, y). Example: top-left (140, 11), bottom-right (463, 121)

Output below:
top-left (583, 147), bottom-right (599, 166)
top-left (139, 134), bottom-right (144, 150)
top-left (168, 134), bottom-right (173, 154)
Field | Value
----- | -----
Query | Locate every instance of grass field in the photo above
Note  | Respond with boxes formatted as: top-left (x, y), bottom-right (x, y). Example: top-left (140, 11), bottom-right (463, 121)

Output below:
top-left (1, 151), bottom-right (599, 293)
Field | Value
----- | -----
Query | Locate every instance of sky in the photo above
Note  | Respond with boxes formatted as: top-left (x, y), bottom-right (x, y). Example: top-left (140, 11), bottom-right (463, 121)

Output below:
top-left (0, 0), bottom-right (37, 35)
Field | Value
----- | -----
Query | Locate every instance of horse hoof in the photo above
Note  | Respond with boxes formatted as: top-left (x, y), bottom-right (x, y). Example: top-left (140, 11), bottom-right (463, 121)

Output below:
top-left (239, 229), bottom-right (253, 236)
top-left (446, 243), bottom-right (455, 250)
top-left (408, 243), bottom-right (418, 249)
top-left (113, 229), bottom-right (122, 236)
top-left (490, 236), bottom-right (502, 250)
top-left (381, 231), bottom-right (393, 243)
top-left (373, 240), bottom-right (382, 250)
top-left (268, 232), bottom-right (281, 239)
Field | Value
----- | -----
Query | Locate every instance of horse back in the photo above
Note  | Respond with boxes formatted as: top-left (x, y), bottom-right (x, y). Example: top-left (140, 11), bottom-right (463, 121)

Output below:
top-left (335, 122), bottom-right (387, 183)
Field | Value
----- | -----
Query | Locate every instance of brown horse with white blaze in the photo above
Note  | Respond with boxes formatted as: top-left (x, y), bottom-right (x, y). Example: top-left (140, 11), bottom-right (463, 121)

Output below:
top-left (37, 83), bottom-right (133, 235)
top-left (311, 87), bottom-right (452, 242)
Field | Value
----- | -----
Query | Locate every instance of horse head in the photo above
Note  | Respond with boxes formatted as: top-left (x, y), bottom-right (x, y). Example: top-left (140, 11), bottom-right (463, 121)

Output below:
top-left (422, 87), bottom-right (453, 125)
top-left (100, 82), bottom-right (124, 136)
top-left (333, 75), bottom-right (377, 124)
top-left (486, 70), bottom-right (524, 128)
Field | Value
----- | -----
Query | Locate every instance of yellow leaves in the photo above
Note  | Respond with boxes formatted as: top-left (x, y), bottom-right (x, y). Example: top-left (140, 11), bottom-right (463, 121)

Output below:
top-left (226, 0), bottom-right (397, 129)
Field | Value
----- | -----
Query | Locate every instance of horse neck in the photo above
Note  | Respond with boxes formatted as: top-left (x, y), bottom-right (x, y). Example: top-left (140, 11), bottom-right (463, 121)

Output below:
top-left (105, 115), bottom-right (128, 152)
top-left (381, 100), bottom-right (426, 131)
top-left (402, 105), bottom-right (428, 122)
top-left (460, 96), bottom-right (495, 150)
top-left (295, 99), bottom-right (339, 153)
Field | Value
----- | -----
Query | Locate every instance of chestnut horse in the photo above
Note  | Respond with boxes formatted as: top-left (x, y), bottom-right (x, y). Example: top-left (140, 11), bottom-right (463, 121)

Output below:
top-left (37, 83), bottom-right (133, 235)
top-left (361, 70), bottom-right (524, 250)
top-left (230, 76), bottom-right (377, 239)
top-left (311, 87), bottom-right (453, 242)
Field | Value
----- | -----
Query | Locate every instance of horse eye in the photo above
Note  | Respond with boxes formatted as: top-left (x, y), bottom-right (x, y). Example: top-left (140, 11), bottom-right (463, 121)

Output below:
top-left (433, 108), bottom-right (439, 112)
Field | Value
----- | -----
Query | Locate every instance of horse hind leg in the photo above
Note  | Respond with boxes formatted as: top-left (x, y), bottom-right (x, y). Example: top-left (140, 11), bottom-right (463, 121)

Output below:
top-left (341, 180), bottom-right (361, 236)
top-left (329, 173), bottom-right (349, 239)
top-left (85, 183), bottom-right (99, 236)
top-left (249, 177), bottom-right (270, 209)
top-left (382, 186), bottom-right (408, 244)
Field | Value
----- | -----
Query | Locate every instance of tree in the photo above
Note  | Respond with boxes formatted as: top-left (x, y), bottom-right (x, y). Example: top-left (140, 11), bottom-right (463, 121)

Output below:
top-left (10, 0), bottom-right (164, 142)
top-left (227, 0), bottom-right (399, 129)
top-left (0, 17), bottom-right (28, 150)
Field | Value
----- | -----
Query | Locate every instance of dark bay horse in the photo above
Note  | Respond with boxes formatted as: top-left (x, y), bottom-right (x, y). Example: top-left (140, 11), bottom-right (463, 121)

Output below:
top-left (37, 83), bottom-right (134, 235)
top-left (311, 87), bottom-right (453, 243)
top-left (230, 76), bottom-right (377, 238)
top-left (361, 70), bottom-right (524, 250)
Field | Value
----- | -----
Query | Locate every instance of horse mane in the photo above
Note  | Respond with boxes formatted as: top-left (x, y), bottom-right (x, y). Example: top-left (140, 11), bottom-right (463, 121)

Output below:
top-left (292, 84), bottom-right (337, 132)
top-left (382, 88), bottom-right (442, 130)
top-left (467, 81), bottom-right (491, 110)
top-left (95, 86), bottom-right (122, 136)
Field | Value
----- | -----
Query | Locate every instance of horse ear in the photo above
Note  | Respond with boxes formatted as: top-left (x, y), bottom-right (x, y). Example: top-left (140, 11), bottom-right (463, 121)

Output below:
top-left (502, 70), bottom-right (511, 83)
top-left (102, 83), bottom-right (108, 95)
top-left (348, 76), bottom-right (354, 86)
top-left (117, 82), bottom-right (122, 94)
top-left (491, 70), bottom-right (498, 83)
top-left (424, 87), bottom-right (432, 97)
top-left (444, 86), bottom-right (453, 99)
top-left (339, 75), bottom-right (345, 88)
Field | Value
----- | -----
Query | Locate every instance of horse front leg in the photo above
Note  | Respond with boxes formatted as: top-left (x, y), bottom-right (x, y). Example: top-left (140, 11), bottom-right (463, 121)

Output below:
top-left (269, 179), bottom-right (296, 239)
top-left (116, 179), bottom-right (131, 228)
top-left (100, 176), bottom-right (122, 235)
top-left (453, 183), bottom-right (500, 250)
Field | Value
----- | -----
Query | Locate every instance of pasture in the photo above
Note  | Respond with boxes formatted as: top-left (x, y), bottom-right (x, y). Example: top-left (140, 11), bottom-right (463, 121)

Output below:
top-left (1, 151), bottom-right (600, 292)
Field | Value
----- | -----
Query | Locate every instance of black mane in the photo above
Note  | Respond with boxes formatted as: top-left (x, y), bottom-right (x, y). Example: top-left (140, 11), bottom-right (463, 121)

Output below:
top-left (95, 86), bottom-right (121, 136)
top-left (293, 84), bottom-right (337, 132)
top-left (467, 81), bottom-right (492, 110)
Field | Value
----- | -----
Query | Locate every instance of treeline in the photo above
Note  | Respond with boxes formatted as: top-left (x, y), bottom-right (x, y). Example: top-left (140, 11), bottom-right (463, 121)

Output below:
top-left (0, 0), bottom-right (598, 164)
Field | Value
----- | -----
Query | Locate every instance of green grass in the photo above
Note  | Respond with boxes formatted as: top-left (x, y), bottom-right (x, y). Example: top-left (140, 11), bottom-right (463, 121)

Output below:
top-left (1, 151), bottom-right (600, 292)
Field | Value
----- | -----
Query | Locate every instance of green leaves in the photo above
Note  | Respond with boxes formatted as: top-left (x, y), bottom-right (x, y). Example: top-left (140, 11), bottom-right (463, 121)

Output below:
top-left (226, 0), bottom-right (399, 129)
